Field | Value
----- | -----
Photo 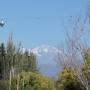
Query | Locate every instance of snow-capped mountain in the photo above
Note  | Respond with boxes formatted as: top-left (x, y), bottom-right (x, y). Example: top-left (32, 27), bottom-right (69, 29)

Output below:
top-left (30, 45), bottom-right (61, 57)
top-left (22, 45), bottom-right (61, 77)
top-left (22, 45), bottom-right (62, 56)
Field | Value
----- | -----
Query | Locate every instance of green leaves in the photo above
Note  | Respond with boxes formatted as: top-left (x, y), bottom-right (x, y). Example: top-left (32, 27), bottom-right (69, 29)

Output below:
top-left (56, 68), bottom-right (85, 90)
top-left (10, 71), bottom-right (55, 90)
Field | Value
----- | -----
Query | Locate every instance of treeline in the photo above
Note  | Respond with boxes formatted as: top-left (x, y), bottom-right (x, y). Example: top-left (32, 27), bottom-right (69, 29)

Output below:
top-left (0, 35), bottom-right (57, 90)
top-left (0, 35), bottom-right (37, 80)
top-left (0, 35), bottom-right (89, 90)
top-left (0, 34), bottom-right (90, 90)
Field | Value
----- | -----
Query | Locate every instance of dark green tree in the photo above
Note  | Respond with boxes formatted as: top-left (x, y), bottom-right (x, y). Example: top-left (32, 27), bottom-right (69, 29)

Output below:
top-left (22, 50), bottom-right (38, 72)
top-left (28, 52), bottom-right (37, 72)
top-left (0, 43), bottom-right (6, 80)
top-left (6, 34), bottom-right (16, 79)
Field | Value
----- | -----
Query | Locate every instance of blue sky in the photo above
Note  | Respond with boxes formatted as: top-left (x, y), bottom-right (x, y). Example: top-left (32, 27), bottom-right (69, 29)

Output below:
top-left (0, 0), bottom-right (88, 48)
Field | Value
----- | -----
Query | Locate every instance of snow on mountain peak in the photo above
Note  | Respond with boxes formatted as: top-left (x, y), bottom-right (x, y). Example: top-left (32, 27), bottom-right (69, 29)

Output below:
top-left (30, 45), bottom-right (61, 57)
top-left (22, 45), bottom-right (61, 57)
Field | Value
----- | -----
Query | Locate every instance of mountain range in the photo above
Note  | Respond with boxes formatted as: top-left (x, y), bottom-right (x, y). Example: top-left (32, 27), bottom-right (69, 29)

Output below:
top-left (23, 45), bottom-right (61, 77)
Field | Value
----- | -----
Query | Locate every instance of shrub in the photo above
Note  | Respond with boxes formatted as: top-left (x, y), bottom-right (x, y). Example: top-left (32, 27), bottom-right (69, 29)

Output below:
top-left (0, 80), bottom-right (9, 90)
top-left (10, 71), bottom-right (55, 90)
top-left (55, 68), bottom-right (85, 90)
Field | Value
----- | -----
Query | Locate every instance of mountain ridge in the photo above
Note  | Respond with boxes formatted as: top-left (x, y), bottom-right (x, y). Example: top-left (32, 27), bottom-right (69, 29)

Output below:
top-left (22, 44), bottom-right (61, 77)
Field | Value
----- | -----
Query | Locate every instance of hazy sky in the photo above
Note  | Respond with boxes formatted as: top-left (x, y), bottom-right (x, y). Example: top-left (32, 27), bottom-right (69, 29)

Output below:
top-left (0, 0), bottom-right (88, 48)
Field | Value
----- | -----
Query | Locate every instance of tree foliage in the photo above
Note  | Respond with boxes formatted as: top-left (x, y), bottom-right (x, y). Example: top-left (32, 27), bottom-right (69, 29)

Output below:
top-left (56, 68), bottom-right (85, 90)
top-left (7, 71), bottom-right (55, 90)
top-left (0, 35), bottom-right (38, 80)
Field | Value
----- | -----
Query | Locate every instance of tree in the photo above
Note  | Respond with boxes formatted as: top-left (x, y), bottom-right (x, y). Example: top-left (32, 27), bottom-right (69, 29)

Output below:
top-left (28, 52), bottom-right (37, 72)
top-left (56, 16), bottom-right (90, 90)
top-left (6, 34), bottom-right (16, 79)
top-left (22, 50), bottom-right (38, 72)
top-left (0, 43), bottom-right (6, 80)
top-left (83, 48), bottom-right (90, 89)
top-left (10, 71), bottom-right (55, 90)
top-left (56, 68), bottom-right (85, 90)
